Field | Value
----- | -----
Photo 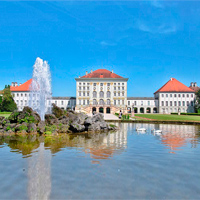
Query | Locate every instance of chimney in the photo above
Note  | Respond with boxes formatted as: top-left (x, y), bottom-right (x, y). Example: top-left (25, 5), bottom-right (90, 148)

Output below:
top-left (190, 82), bottom-right (194, 87)
top-left (19, 83), bottom-right (22, 86)
top-left (91, 70), bottom-right (93, 73)
top-left (194, 82), bottom-right (197, 87)
top-left (14, 82), bottom-right (18, 87)
top-left (11, 82), bottom-right (15, 87)
top-left (112, 69), bottom-right (113, 73)
top-left (86, 71), bottom-right (88, 75)
top-left (170, 78), bottom-right (173, 81)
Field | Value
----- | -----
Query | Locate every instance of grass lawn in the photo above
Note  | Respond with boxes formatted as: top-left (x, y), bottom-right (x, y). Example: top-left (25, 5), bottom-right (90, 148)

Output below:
top-left (0, 112), bottom-right (11, 118)
top-left (135, 114), bottom-right (200, 122)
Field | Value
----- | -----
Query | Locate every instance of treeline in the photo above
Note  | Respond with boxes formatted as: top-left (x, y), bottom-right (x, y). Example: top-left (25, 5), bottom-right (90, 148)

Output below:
top-left (0, 85), bottom-right (17, 112)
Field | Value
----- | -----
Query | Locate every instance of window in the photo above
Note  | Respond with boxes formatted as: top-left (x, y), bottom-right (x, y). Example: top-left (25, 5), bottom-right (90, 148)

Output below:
top-left (174, 94), bottom-right (177, 97)
top-left (87, 92), bottom-right (89, 96)
top-left (122, 83), bottom-right (124, 85)
top-left (179, 101), bottom-right (181, 106)
top-left (79, 92), bottom-right (81, 96)
top-left (175, 101), bottom-right (177, 106)
top-left (17, 93), bottom-right (19, 97)
top-left (83, 83), bottom-right (85, 85)
top-left (128, 101), bottom-right (130, 105)
top-left (162, 94), bottom-right (164, 97)
top-left (107, 91), bottom-right (111, 98)
top-left (114, 93), bottom-right (116, 96)
top-left (87, 100), bottom-right (89, 105)
top-left (68, 101), bottom-right (70, 105)
top-left (141, 101), bottom-right (143, 106)
top-left (25, 94), bottom-right (27, 97)
top-left (166, 94), bottom-right (168, 97)
top-left (114, 100), bottom-right (116, 105)
top-left (118, 93), bottom-right (120, 97)
top-left (118, 83), bottom-right (120, 85)
top-left (99, 99), bottom-right (104, 105)
top-left (118, 100), bottom-right (120, 105)
top-left (122, 87), bottom-right (124, 90)
top-left (107, 99), bottom-right (110, 105)
top-left (170, 101), bottom-right (172, 106)
top-left (118, 87), bottom-right (120, 90)
top-left (122, 92), bottom-right (124, 96)
top-left (100, 83), bottom-right (103, 86)
top-left (183, 101), bottom-right (185, 106)
top-left (114, 83), bottom-right (116, 85)
top-left (87, 87), bottom-right (89, 90)
top-left (87, 83), bottom-right (90, 85)
top-left (134, 101), bottom-right (137, 106)
top-left (83, 87), bottom-right (85, 90)
top-left (148, 101), bottom-right (150, 106)
top-left (21, 100), bottom-right (23, 105)
top-left (55, 101), bottom-right (57, 105)
top-left (79, 87), bottom-right (81, 90)
top-left (191, 94), bottom-right (193, 98)
top-left (21, 93), bottom-right (23, 97)
top-left (83, 100), bottom-right (85, 105)
top-left (170, 94), bottom-right (172, 97)
top-left (93, 91), bottom-right (97, 98)
top-left (191, 101), bottom-right (194, 106)
top-left (61, 101), bottom-right (64, 105)
top-left (93, 83), bottom-right (96, 86)
top-left (162, 101), bottom-right (164, 106)
top-left (187, 94), bottom-right (189, 97)
top-left (166, 101), bottom-right (168, 106)
top-left (93, 99), bottom-right (97, 105)
top-left (114, 87), bottom-right (116, 90)
top-left (122, 100), bottom-right (124, 105)
top-left (107, 83), bottom-right (110, 86)
top-left (79, 83), bottom-right (81, 85)
top-left (178, 94), bottom-right (181, 97)
top-left (100, 91), bottom-right (104, 98)
top-left (187, 101), bottom-right (189, 106)
top-left (79, 100), bottom-right (81, 105)
top-left (17, 100), bottom-right (19, 104)
top-left (183, 94), bottom-right (185, 97)
top-left (83, 92), bottom-right (85, 96)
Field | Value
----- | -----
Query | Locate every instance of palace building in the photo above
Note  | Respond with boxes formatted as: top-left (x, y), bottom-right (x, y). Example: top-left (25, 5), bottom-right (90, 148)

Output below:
top-left (75, 69), bottom-right (128, 114)
top-left (7, 69), bottom-right (198, 114)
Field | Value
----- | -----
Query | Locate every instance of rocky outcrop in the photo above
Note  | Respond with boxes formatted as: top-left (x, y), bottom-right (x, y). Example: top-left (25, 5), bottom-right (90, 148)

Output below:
top-left (0, 105), bottom-right (118, 135)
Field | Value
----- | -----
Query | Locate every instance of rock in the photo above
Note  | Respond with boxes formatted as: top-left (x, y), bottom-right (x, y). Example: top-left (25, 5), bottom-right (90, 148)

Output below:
top-left (58, 124), bottom-right (69, 133)
top-left (77, 113), bottom-right (87, 125)
top-left (23, 106), bottom-right (33, 114)
top-left (70, 122), bottom-right (85, 132)
top-left (15, 124), bottom-right (28, 132)
top-left (91, 113), bottom-right (104, 123)
top-left (28, 123), bottom-right (37, 133)
top-left (99, 121), bottom-right (108, 129)
top-left (37, 121), bottom-right (46, 134)
top-left (45, 114), bottom-right (59, 125)
top-left (6, 129), bottom-right (15, 135)
top-left (88, 123), bottom-right (101, 132)
top-left (84, 117), bottom-right (92, 125)
top-left (8, 111), bottom-right (21, 123)
top-left (58, 115), bottom-right (69, 125)
top-left (52, 104), bottom-right (65, 118)
top-left (2, 119), bottom-right (10, 126)
top-left (0, 116), bottom-right (5, 122)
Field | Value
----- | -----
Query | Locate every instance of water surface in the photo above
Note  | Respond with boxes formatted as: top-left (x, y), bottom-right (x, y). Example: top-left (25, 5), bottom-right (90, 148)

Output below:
top-left (1, 123), bottom-right (200, 199)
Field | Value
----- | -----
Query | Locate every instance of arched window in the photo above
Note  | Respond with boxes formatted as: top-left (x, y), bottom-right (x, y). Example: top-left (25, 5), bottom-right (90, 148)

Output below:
top-left (107, 91), bottom-right (111, 98)
top-left (99, 99), bottom-right (104, 105)
top-left (93, 91), bottom-right (97, 98)
top-left (107, 99), bottom-right (111, 105)
top-left (100, 91), bottom-right (104, 98)
top-left (93, 99), bottom-right (97, 105)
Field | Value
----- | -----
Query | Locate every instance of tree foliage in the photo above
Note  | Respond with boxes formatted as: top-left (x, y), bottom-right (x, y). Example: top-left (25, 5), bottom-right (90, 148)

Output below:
top-left (0, 85), bottom-right (17, 112)
top-left (195, 89), bottom-right (200, 113)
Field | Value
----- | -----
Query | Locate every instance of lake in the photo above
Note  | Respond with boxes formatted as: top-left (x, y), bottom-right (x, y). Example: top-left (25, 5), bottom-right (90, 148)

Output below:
top-left (1, 123), bottom-right (200, 199)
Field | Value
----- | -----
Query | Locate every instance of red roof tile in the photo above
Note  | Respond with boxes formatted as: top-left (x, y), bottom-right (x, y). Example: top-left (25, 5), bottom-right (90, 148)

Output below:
top-left (155, 78), bottom-right (194, 93)
top-left (10, 79), bottom-right (32, 92)
top-left (189, 86), bottom-right (200, 93)
top-left (81, 69), bottom-right (123, 78)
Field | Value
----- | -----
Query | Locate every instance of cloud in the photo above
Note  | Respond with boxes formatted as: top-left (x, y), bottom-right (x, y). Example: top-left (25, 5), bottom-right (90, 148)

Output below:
top-left (151, 0), bottom-right (164, 8)
top-left (136, 20), bottom-right (177, 34)
top-left (100, 41), bottom-right (116, 46)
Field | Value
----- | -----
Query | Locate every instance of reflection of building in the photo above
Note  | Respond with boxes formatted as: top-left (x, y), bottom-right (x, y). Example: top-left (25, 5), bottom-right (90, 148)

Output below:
top-left (10, 79), bottom-right (76, 111)
top-left (75, 69), bottom-right (128, 114)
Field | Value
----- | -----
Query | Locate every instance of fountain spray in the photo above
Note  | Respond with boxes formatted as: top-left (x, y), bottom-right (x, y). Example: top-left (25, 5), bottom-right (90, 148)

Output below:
top-left (29, 57), bottom-right (52, 121)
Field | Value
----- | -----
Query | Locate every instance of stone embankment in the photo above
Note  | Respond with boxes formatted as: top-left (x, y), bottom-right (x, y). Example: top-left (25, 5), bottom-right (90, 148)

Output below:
top-left (0, 104), bottom-right (118, 135)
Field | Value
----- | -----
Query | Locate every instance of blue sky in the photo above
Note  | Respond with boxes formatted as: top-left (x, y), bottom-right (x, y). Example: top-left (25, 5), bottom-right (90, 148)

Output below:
top-left (0, 1), bottom-right (200, 97)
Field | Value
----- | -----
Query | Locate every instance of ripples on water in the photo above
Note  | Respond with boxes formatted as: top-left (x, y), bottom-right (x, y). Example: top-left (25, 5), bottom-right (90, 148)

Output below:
top-left (0, 123), bottom-right (200, 199)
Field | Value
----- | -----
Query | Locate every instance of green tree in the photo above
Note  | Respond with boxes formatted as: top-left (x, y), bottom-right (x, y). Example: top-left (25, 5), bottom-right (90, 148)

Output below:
top-left (0, 85), bottom-right (17, 112)
top-left (195, 89), bottom-right (200, 113)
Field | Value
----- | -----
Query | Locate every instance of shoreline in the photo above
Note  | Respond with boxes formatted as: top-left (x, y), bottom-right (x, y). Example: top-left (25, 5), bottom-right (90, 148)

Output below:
top-left (105, 119), bottom-right (200, 125)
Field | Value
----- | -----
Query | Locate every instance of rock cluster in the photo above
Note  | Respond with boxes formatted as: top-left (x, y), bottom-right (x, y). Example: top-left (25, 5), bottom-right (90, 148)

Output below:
top-left (0, 104), bottom-right (118, 135)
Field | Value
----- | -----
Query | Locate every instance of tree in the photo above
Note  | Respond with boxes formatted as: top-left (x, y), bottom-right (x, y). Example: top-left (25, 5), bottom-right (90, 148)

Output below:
top-left (0, 85), bottom-right (17, 112)
top-left (195, 89), bottom-right (200, 113)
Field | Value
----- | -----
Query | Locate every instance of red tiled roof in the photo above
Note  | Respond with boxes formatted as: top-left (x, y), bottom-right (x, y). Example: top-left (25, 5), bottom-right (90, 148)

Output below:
top-left (154, 78), bottom-right (194, 93)
top-left (81, 69), bottom-right (123, 78)
top-left (10, 79), bottom-right (32, 92)
top-left (189, 86), bottom-right (200, 93)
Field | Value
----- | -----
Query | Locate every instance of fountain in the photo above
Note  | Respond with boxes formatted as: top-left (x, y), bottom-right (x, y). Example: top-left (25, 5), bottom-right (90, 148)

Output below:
top-left (29, 57), bottom-right (52, 121)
